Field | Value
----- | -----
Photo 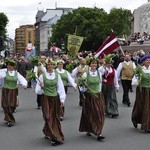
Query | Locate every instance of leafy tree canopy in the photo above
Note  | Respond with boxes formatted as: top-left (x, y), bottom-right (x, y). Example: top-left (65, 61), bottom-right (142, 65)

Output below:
top-left (49, 7), bottom-right (132, 52)
top-left (0, 12), bottom-right (9, 38)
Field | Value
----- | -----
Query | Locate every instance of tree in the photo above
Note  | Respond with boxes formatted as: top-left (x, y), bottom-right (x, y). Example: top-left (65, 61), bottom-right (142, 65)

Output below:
top-left (49, 7), bottom-right (109, 51)
top-left (49, 7), bottom-right (132, 52)
top-left (107, 8), bottom-right (132, 37)
top-left (0, 12), bottom-right (9, 51)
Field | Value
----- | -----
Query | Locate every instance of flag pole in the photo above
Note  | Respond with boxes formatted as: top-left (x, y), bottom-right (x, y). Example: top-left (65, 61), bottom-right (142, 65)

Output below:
top-left (119, 45), bottom-right (125, 56)
top-left (111, 29), bottom-right (125, 56)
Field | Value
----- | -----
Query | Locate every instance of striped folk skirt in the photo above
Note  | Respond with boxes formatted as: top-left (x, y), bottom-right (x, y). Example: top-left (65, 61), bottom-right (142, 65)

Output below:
top-left (79, 92), bottom-right (105, 135)
top-left (41, 95), bottom-right (64, 143)
top-left (132, 87), bottom-right (150, 131)
top-left (1, 88), bottom-right (18, 123)
top-left (102, 84), bottom-right (119, 116)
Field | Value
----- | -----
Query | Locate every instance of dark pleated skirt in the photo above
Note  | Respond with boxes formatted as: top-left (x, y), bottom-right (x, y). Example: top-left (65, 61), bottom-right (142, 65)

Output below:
top-left (79, 92), bottom-right (105, 135)
top-left (102, 84), bottom-right (119, 116)
top-left (132, 86), bottom-right (150, 130)
top-left (1, 88), bottom-right (18, 123)
top-left (41, 95), bottom-right (64, 143)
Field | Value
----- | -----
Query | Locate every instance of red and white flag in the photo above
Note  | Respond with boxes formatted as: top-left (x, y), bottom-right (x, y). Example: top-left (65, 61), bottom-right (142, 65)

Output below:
top-left (95, 33), bottom-right (120, 58)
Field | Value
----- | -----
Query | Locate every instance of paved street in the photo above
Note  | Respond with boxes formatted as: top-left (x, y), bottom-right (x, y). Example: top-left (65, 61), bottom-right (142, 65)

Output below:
top-left (0, 84), bottom-right (149, 150)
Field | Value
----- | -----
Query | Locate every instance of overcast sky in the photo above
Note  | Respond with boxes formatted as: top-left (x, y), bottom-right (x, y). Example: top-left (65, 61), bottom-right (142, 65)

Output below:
top-left (0, 0), bottom-right (148, 39)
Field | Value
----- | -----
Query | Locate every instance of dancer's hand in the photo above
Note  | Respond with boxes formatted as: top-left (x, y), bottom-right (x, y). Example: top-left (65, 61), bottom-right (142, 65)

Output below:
top-left (61, 102), bottom-right (64, 107)
top-left (40, 83), bottom-right (44, 88)
top-left (23, 86), bottom-right (27, 89)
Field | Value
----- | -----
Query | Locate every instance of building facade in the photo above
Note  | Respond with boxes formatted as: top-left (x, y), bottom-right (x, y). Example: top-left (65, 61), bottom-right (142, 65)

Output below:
top-left (40, 15), bottom-right (60, 52)
top-left (35, 7), bottom-right (73, 55)
top-left (15, 25), bottom-right (35, 55)
top-left (133, 1), bottom-right (150, 34)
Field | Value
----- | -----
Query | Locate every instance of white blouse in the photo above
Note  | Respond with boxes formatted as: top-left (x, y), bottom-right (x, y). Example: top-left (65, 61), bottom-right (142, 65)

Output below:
top-left (142, 66), bottom-right (150, 73)
top-left (0, 68), bottom-right (27, 87)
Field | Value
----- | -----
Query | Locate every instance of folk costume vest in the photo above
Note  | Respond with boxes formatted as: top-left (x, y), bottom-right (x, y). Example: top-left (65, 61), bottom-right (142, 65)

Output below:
top-left (121, 62), bottom-right (134, 80)
top-left (4, 71), bottom-right (17, 89)
top-left (56, 70), bottom-right (68, 86)
top-left (87, 70), bottom-right (100, 93)
top-left (103, 68), bottom-right (115, 85)
top-left (141, 72), bottom-right (150, 88)
top-left (43, 73), bottom-right (58, 97)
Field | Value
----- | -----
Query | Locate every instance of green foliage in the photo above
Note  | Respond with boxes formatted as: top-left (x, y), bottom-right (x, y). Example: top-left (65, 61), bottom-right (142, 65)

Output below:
top-left (49, 7), bottom-right (132, 53)
top-left (26, 69), bottom-right (41, 84)
top-left (66, 63), bottom-right (74, 73)
top-left (50, 7), bottom-right (108, 51)
top-left (104, 54), bottom-right (115, 64)
top-left (107, 8), bottom-right (132, 37)
top-left (77, 77), bottom-right (98, 98)
top-left (30, 56), bottom-right (39, 66)
top-left (134, 64), bottom-right (143, 84)
top-left (26, 69), bottom-right (37, 81)
top-left (0, 12), bottom-right (9, 38)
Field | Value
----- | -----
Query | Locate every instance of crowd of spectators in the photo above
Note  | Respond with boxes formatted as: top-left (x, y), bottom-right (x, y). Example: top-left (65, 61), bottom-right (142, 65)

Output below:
top-left (130, 32), bottom-right (150, 45)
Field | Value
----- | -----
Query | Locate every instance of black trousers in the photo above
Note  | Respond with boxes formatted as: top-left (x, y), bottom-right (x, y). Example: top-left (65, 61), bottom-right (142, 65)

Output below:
top-left (64, 86), bottom-right (68, 94)
top-left (79, 90), bottom-right (84, 107)
top-left (121, 80), bottom-right (131, 104)
top-left (37, 94), bottom-right (42, 107)
top-left (27, 80), bottom-right (32, 88)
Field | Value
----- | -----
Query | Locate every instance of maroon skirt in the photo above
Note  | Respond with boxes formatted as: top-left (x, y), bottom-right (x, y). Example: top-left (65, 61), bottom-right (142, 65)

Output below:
top-left (41, 95), bottom-right (64, 143)
top-left (132, 86), bottom-right (150, 130)
top-left (1, 88), bottom-right (18, 108)
top-left (79, 92), bottom-right (105, 135)
top-left (1, 88), bottom-right (18, 123)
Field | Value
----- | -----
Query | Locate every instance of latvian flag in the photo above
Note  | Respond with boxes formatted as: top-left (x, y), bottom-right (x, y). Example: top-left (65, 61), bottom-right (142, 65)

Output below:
top-left (95, 33), bottom-right (120, 58)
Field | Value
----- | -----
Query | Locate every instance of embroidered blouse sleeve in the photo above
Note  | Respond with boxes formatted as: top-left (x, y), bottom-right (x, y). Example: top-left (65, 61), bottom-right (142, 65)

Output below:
top-left (71, 67), bottom-right (78, 81)
top-left (17, 72), bottom-right (28, 87)
top-left (57, 74), bottom-right (66, 103)
top-left (114, 69), bottom-right (119, 89)
top-left (0, 68), bottom-right (7, 78)
top-left (116, 63), bottom-right (122, 79)
top-left (35, 74), bottom-right (44, 95)
top-left (67, 71), bottom-right (77, 88)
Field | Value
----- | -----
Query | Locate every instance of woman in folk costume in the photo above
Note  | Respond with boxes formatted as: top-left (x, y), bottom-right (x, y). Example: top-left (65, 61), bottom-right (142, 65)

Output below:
top-left (78, 57), bottom-right (105, 141)
top-left (55, 59), bottom-right (77, 121)
top-left (0, 60), bottom-right (27, 127)
top-left (35, 60), bottom-right (66, 146)
top-left (101, 54), bottom-right (119, 118)
top-left (131, 55), bottom-right (150, 132)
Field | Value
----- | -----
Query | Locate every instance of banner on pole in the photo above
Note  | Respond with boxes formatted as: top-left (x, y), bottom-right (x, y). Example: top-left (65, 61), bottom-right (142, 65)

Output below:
top-left (67, 34), bottom-right (84, 53)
